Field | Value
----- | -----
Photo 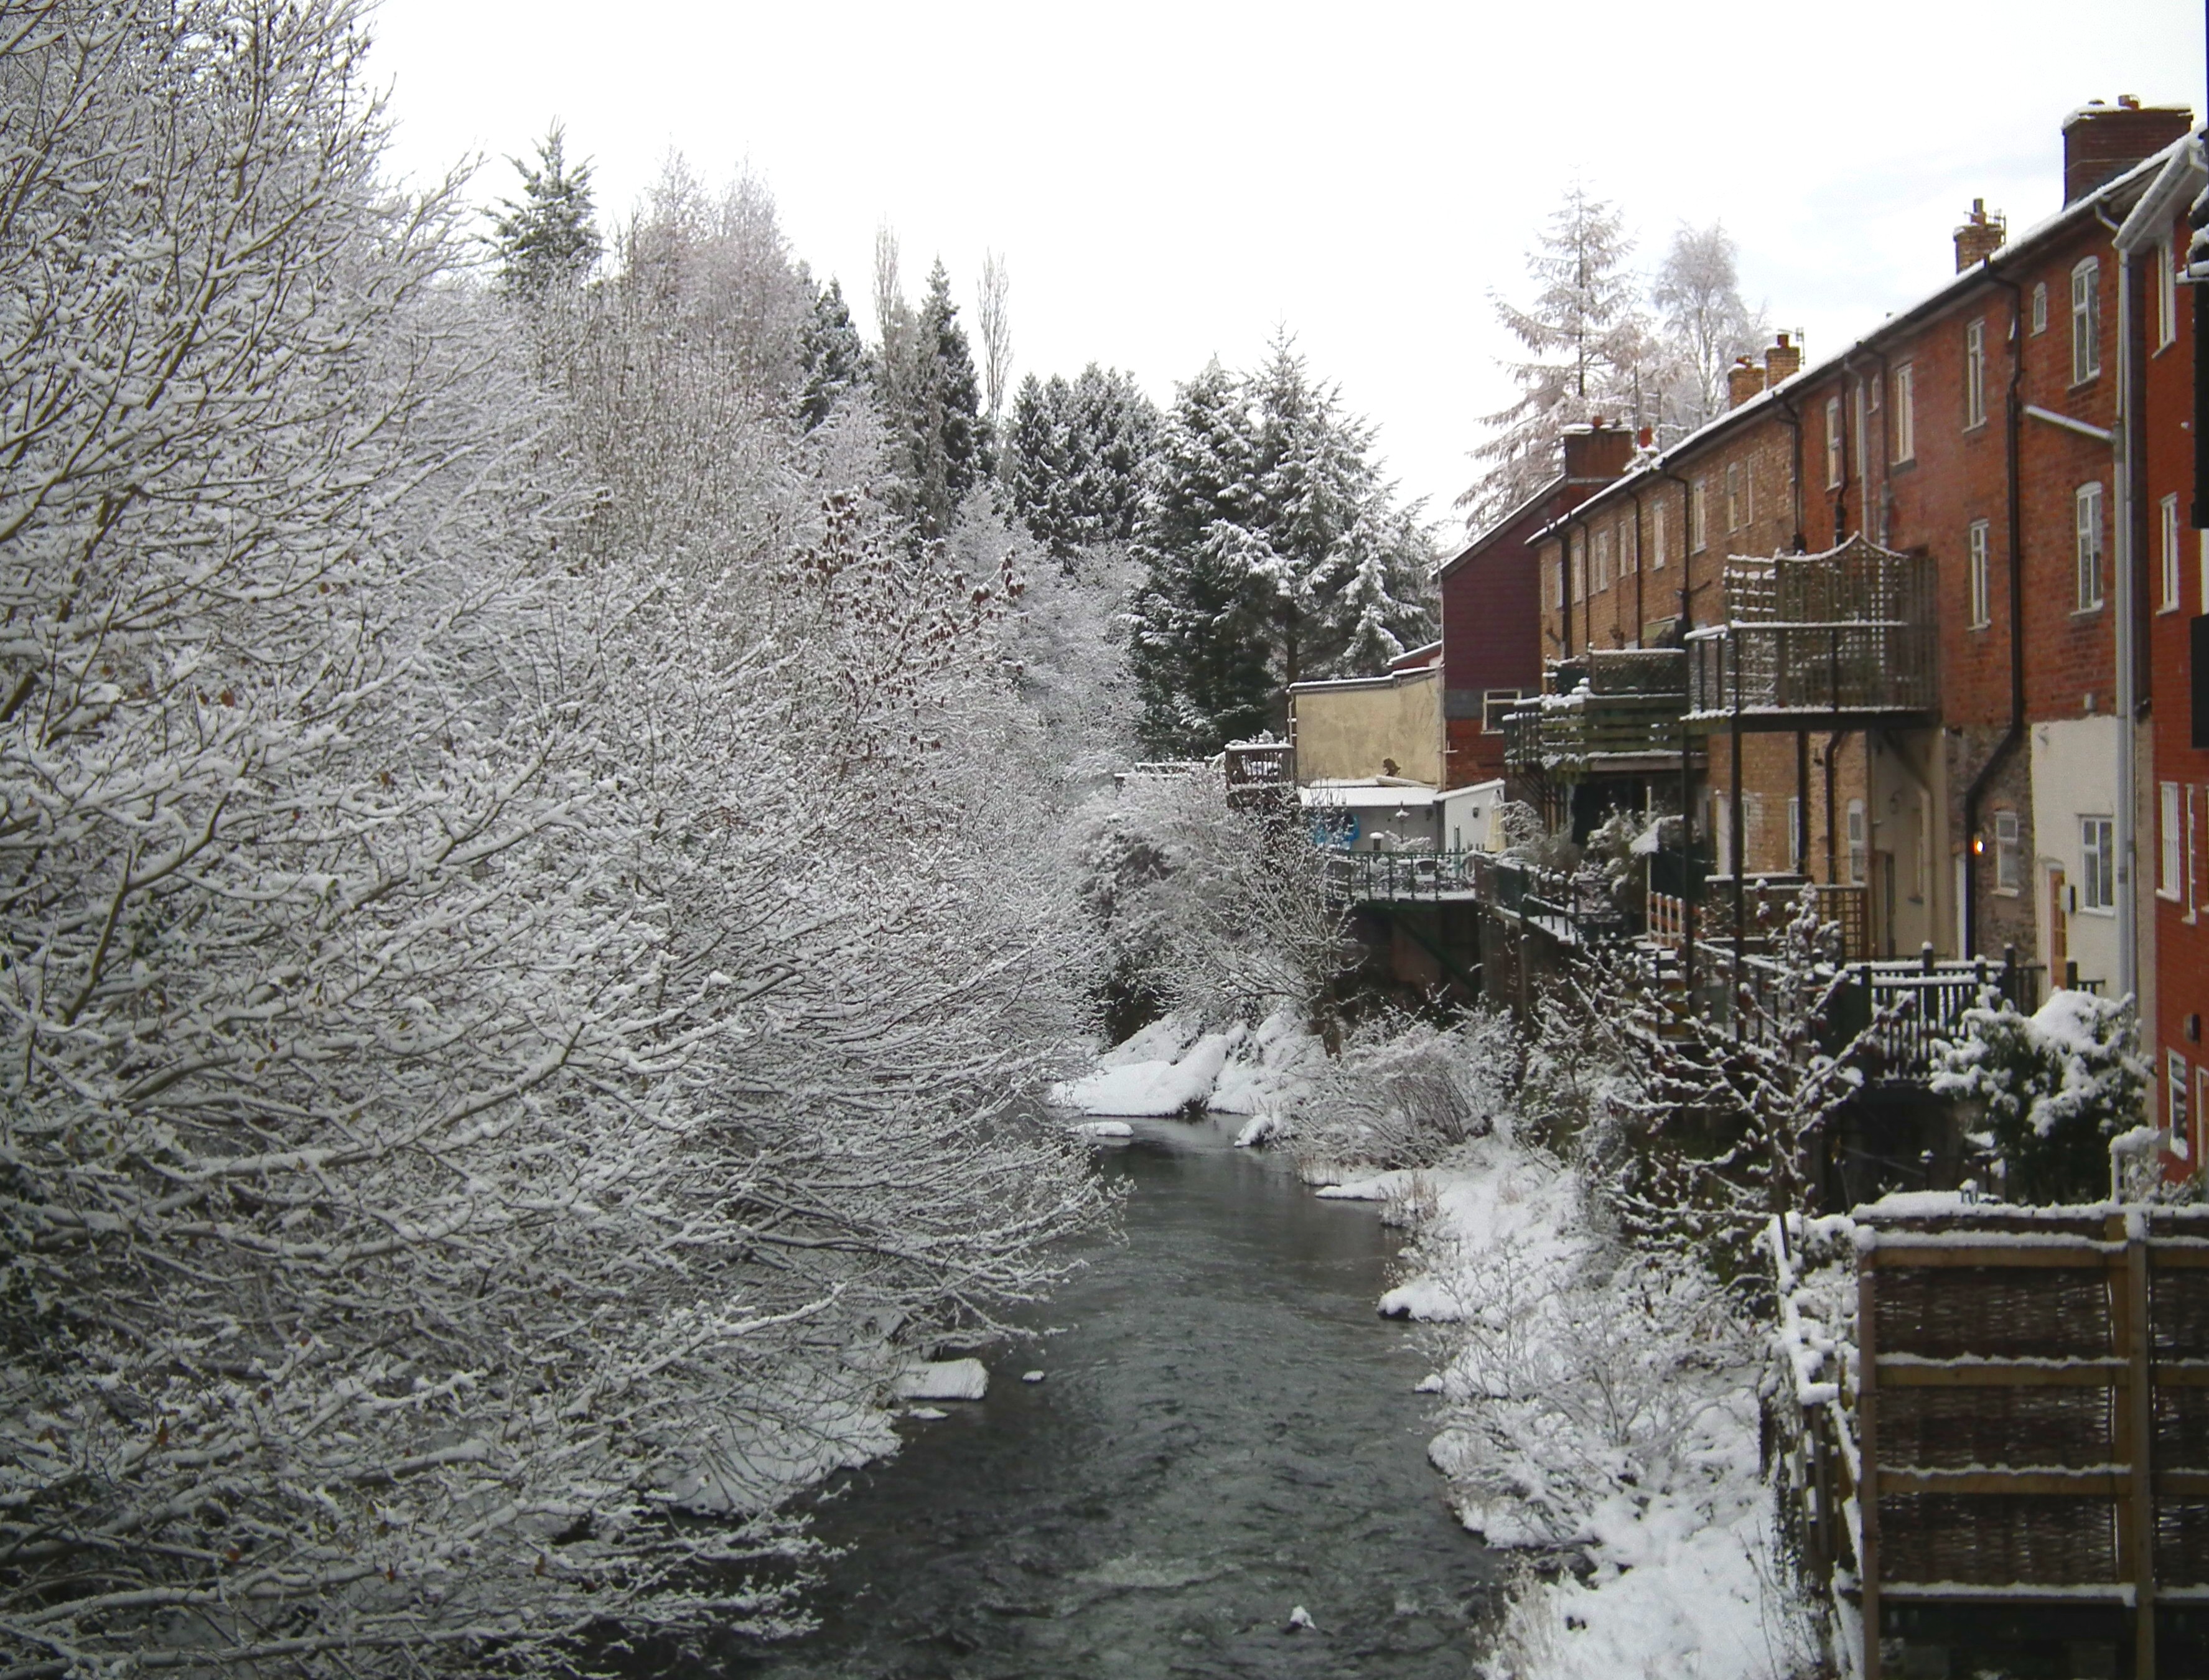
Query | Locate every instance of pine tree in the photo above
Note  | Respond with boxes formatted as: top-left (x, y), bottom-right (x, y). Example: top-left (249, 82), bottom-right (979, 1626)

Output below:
top-left (1129, 360), bottom-right (1273, 755)
top-left (1007, 364), bottom-right (1159, 565)
top-left (797, 275), bottom-right (868, 431)
top-left (491, 121), bottom-right (601, 296)
top-left (1457, 183), bottom-right (1644, 531)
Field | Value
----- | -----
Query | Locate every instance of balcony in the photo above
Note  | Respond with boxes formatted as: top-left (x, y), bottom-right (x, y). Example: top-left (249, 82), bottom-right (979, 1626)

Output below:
top-left (1684, 536), bottom-right (1937, 730)
top-left (1501, 648), bottom-right (1695, 779)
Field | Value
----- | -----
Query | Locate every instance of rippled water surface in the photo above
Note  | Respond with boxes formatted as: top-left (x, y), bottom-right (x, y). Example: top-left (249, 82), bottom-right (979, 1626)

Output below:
top-left (726, 1114), bottom-right (1497, 1679)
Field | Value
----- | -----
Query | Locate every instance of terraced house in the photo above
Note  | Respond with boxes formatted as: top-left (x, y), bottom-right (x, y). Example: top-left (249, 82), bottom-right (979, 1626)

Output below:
top-left (1478, 98), bottom-right (2207, 1165)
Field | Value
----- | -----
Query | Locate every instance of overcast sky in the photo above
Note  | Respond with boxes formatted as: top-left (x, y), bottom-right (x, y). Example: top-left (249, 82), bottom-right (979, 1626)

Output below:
top-left (368, 0), bottom-right (2203, 541)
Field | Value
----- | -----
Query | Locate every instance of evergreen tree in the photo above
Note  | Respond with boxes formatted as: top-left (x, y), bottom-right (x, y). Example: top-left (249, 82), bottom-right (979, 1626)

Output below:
top-left (1007, 364), bottom-right (1160, 565)
top-left (1128, 343), bottom-right (1432, 757)
top-left (1129, 360), bottom-right (1273, 755)
top-left (797, 275), bottom-right (868, 431)
top-left (912, 258), bottom-right (983, 532)
top-left (491, 121), bottom-right (601, 296)
top-left (1457, 182), bottom-right (1644, 531)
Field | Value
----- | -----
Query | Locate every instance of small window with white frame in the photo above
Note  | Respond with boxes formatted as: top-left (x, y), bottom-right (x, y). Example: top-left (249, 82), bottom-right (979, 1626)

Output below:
top-left (1620, 516), bottom-right (1637, 576)
top-left (2159, 233), bottom-right (2179, 351)
top-left (1652, 503), bottom-right (1668, 569)
top-left (1593, 527), bottom-right (1612, 593)
top-left (1690, 480), bottom-right (1709, 551)
top-left (1824, 396), bottom-right (1843, 487)
top-left (2071, 258), bottom-right (2101, 383)
top-left (1993, 808), bottom-right (2020, 894)
top-left (2164, 781), bottom-right (2185, 900)
top-left (2075, 482), bottom-right (2105, 610)
top-left (1570, 533), bottom-right (1585, 602)
top-left (1891, 362), bottom-right (1915, 462)
top-left (1963, 319), bottom-right (1986, 429)
top-left (2164, 494), bottom-right (2183, 612)
top-left (1847, 799), bottom-right (1867, 885)
top-left (1482, 689), bottom-right (1525, 731)
top-left (1724, 462), bottom-right (1742, 531)
top-left (2081, 814), bottom-right (2115, 912)
top-left (2031, 281), bottom-right (2048, 335)
top-left (1968, 519), bottom-right (1992, 630)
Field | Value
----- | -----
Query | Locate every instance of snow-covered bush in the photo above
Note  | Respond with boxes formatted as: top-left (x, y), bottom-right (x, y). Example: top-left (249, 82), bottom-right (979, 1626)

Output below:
top-left (1931, 990), bottom-right (2150, 1204)
top-left (1075, 765), bottom-right (1352, 1037)
top-left (1287, 1009), bottom-right (1522, 1170)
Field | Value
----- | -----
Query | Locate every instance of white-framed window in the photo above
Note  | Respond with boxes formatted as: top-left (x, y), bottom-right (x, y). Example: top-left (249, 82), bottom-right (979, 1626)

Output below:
top-left (2158, 233), bottom-right (2179, 351)
top-left (1621, 517), bottom-right (1637, 576)
top-left (1549, 556), bottom-right (1563, 609)
top-left (2173, 1052), bottom-right (2193, 1157)
top-left (2191, 783), bottom-right (2200, 922)
top-left (1892, 362), bottom-right (1915, 462)
top-left (1994, 808), bottom-right (2020, 895)
top-left (2080, 814), bottom-right (2115, 912)
top-left (2075, 482), bottom-right (2106, 610)
top-left (2164, 494), bottom-right (2184, 612)
top-left (1824, 396), bottom-right (1843, 488)
top-left (1963, 320), bottom-right (1986, 429)
top-left (2071, 258), bottom-right (2101, 383)
top-left (1786, 795), bottom-right (1803, 869)
top-left (2164, 780), bottom-right (2185, 899)
top-left (1593, 527), bottom-right (1612, 593)
top-left (1690, 480), bottom-right (1709, 552)
top-left (1652, 503), bottom-right (1668, 570)
top-left (2031, 281), bottom-right (2048, 335)
top-left (1724, 462), bottom-right (1742, 531)
top-left (1968, 519), bottom-right (1992, 630)
top-left (1570, 532), bottom-right (1586, 602)
top-left (1847, 798), bottom-right (1867, 885)
top-left (1482, 689), bottom-right (1526, 731)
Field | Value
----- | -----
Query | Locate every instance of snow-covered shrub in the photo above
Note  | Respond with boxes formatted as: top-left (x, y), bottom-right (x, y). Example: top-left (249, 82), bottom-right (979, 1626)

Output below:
top-left (1931, 990), bottom-right (2150, 1204)
top-left (1286, 1008), bottom-right (1521, 1170)
top-left (1074, 765), bottom-right (1353, 1037)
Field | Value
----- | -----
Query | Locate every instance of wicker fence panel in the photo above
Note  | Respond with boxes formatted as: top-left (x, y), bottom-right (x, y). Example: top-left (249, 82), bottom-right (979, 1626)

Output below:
top-left (1877, 1493), bottom-right (2117, 1586)
top-left (2153, 1384), bottom-right (2209, 1466)
top-left (1874, 1266), bottom-right (2114, 1360)
top-left (2150, 1266), bottom-right (2209, 1359)
top-left (1879, 1385), bottom-right (2116, 1470)
top-left (2155, 1501), bottom-right (2209, 1585)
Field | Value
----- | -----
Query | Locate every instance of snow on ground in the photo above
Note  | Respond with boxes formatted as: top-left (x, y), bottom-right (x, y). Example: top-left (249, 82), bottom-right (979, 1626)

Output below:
top-left (1373, 1135), bottom-right (1816, 1679)
top-left (1048, 1009), bottom-right (1323, 1118)
top-left (891, 1358), bottom-right (990, 1401)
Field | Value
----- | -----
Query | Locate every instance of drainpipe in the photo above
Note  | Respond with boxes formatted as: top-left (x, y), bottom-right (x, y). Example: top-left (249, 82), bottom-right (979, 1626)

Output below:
top-left (1868, 346), bottom-right (1894, 546)
top-left (1632, 488), bottom-right (1646, 643)
top-left (2112, 242), bottom-right (2141, 1002)
top-left (1961, 271), bottom-right (2028, 959)
top-left (1661, 462), bottom-right (1699, 998)
top-left (1767, 383), bottom-right (1806, 553)
top-left (1835, 352), bottom-right (1856, 541)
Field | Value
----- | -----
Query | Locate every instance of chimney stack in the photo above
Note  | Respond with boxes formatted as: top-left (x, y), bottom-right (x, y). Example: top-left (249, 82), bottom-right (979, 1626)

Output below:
top-left (1727, 357), bottom-right (1765, 409)
top-left (1953, 198), bottom-right (2007, 271)
top-left (1561, 419), bottom-right (1634, 486)
top-left (1763, 332), bottom-right (1801, 388)
top-left (2062, 97), bottom-right (2192, 204)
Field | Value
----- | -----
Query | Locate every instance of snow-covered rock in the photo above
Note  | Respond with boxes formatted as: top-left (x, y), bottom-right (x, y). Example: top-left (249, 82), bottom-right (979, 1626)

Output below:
top-left (891, 1358), bottom-right (989, 1401)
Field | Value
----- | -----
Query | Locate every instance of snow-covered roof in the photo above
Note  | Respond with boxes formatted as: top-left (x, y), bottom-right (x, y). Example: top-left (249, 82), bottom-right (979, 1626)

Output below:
top-left (1299, 779), bottom-right (1439, 809)
top-left (1439, 474), bottom-right (1567, 579)
top-left (1287, 665), bottom-right (1439, 694)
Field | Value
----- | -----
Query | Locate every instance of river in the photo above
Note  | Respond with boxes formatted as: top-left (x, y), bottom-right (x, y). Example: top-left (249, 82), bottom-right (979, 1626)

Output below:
top-left (727, 1113), bottom-right (1497, 1679)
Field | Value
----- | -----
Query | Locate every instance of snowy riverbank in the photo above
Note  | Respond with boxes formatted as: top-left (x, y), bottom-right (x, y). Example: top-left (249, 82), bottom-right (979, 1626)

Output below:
top-left (1057, 1018), bottom-right (1820, 1678)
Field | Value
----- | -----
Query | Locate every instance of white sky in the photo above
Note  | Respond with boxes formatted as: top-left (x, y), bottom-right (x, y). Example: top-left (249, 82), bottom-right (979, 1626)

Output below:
top-left (367, 0), bottom-right (2204, 539)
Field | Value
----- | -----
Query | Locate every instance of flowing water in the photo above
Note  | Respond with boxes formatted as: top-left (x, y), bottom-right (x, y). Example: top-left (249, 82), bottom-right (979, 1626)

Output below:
top-left (727, 1114), bottom-right (1498, 1679)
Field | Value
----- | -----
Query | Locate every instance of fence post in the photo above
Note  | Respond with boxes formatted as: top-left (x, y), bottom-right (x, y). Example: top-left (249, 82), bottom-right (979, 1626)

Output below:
top-left (1858, 1238), bottom-right (1882, 1680)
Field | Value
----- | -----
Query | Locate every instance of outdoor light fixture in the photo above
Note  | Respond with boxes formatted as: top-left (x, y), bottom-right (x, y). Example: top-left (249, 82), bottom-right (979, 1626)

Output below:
top-left (1972, 834), bottom-right (1986, 856)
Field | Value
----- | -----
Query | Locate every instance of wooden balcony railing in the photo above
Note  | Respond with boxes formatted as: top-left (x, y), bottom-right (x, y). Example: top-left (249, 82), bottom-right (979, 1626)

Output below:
top-left (1686, 618), bottom-right (1938, 722)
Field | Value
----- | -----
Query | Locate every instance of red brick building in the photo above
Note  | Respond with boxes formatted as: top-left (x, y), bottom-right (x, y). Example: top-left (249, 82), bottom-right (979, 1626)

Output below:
top-left (1435, 424), bottom-right (1632, 788)
top-left (1482, 101), bottom-right (2200, 1150)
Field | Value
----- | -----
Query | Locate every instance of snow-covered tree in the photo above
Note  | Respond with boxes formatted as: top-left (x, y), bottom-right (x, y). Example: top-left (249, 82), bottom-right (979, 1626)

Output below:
top-left (797, 274), bottom-right (869, 431)
top-left (1006, 365), bottom-right (1161, 565)
top-left (1129, 342), bottom-right (1434, 757)
top-left (0, 9), bottom-right (1107, 1676)
top-left (1458, 184), bottom-right (1648, 531)
top-left (976, 249), bottom-right (1013, 426)
top-left (492, 120), bottom-right (602, 294)
top-left (1650, 221), bottom-right (1767, 439)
